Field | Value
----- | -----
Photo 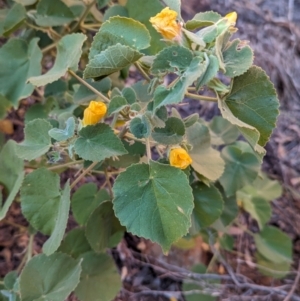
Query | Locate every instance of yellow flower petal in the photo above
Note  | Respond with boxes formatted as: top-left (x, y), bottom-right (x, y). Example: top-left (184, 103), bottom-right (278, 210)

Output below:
top-left (225, 11), bottom-right (237, 25)
top-left (169, 147), bottom-right (192, 169)
top-left (83, 100), bottom-right (107, 126)
top-left (149, 7), bottom-right (181, 41)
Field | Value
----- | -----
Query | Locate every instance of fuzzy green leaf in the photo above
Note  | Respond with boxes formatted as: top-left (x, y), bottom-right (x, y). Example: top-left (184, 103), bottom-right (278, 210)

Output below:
top-left (74, 123), bottom-right (127, 162)
top-left (151, 45), bottom-right (193, 75)
top-left (0, 140), bottom-right (24, 220)
top-left (29, 33), bottom-right (87, 86)
top-left (125, 0), bottom-right (165, 54)
top-left (0, 3), bottom-right (26, 36)
top-left (21, 168), bottom-right (63, 235)
top-left (107, 96), bottom-right (128, 116)
top-left (58, 228), bottom-right (92, 259)
top-left (254, 226), bottom-right (292, 263)
top-left (15, 119), bottom-right (52, 161)
top-left (86, 201), bottom-right (124, 252)
top-left (129, 115), bottom-right (151, 139)
top-left (154, 57), bottom-right (206, 109)
top-left (219, 66), bottom-right (279, 153)
top-left (185, 11), bottom-right (221, 30)
top-left (113, 161), bottom-right (194, 252)
top-left (0, 38), bottom-right (42, 107)
top-left (152, 117), bottom-right (185, 145)
top-left (71, 183), bottom-right (110, 225)
top-left (33, 0), bottom-right (75, 27)
top-left (43, 181), bottom-right (70, 255)
top-left (103, 5), bottom-right (128, 21)
top-left (223, 39), bottom-right (253, 77)
top-left (208, 116), bottom-right (239, 145)
top-left (191, 182), bottom-right (223, 231)
top-left (48, 117), bottom-right (75, 142)
top-left (186, 123), bottom-right (225, 181)
top-left (20, 253), bottom-right (81, 301)
top-left (89, 16), bottom-right (150, 59)
top-left (84, 44), bottom-right (143, 79)
top-left (75, 252), bottom-right (121, 301)
top-left (219, 143), bottom-right (260, 197)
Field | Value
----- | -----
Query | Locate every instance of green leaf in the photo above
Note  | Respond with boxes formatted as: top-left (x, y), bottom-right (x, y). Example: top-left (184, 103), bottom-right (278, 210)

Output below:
top-left (71, 183), bottom-right (110, 225)
top-left (238, 196), bottom-right (271, 229)
top-left (162, 0), bottom-right (181, 18)
top-left (43, 181), bottom-right (70, 255)
top-left (58, 228), bottom-right (92, 259)
top-left (86, 201), bottom-right (124, 252)
top-left (218, 193), bottom-right (238, 227)
top-left (97, 0), bottom-right (109, 8)
top-left (122, 87), bottom-right (137, 104)
top-left (33, 0), bottom-right (75, 27)
top-left (254, 226), bottom-right (292, 263)
top-left (154, 57), bottom-right (206, 109)
top-left (75, 252), bottom-right (121, 301)
top-left (222, 39), bottom-right (253, 77)
top-left (73, 78), bottom-right (111, 103)
top-left (219, 234), bottom-right (234, 251)
top-left (15, 119), bottom-right (52, 161)
top-left (208, 116), bottom-right (239, 145)
top-left (195, 54), bottom-right (219, 90)
top-left (219, 66), bottom-right (279, 153)
top-left (129, 115), bottom-right (151, 138)
top-left (185, 11), bottom-right (222, 30)
top-left (24, 103), bottom-right (51, 124)
top-left (191, 182), bottom-right (223, 231)
top-left (29, 33), bottom-right (87, 86)
top-left (48, 117), bottom-right (75, 142)
top-left (152, 117), bottom-right (185, 145)
top-left (0, 3), bottom-right (26, 37)
top-left (103, 5), bottom-right (128, 21)
top-left (21, 168), bottom-right (63, 235)
top-left (107, 96), bottom-right (128, 116)
top-left (14, 0), bottom-right (37, 5)
top-left (84, 44), bottom-right (143, 79)
top-left (74, 123), bottom-right (127, 162)
top-left (219, 143), bottom-right (260, 196)
top-left (132, 80), bottom-right (153, 102)
top-left (255, 252), bottom-right (291, 279)
top-left (186, 123), bottom-right (225, 181)
top-left (0, 95), bottom-right (11, 120)
top-left (0, 38), bottom-right (42, 107)
top-left (4, 271), bottom-right (18, 291)
top-left (113, 161), bottom-right (194, 252)
top-left (125, 0), bottom-right (165, 54)
top-left (89, 16), bottom-right (150, 59)
top-left (151, 45), bottom-right (193, 75)
top-left (19, 253), bottom-right (81, 301)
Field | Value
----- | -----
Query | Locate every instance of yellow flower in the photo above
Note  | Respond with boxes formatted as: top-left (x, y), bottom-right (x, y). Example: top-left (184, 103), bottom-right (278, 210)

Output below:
top-left (169, 148), bottom-right (192, 169)
top-left (149, 7), bottom-right (181, 41)
top-left (225, 11), bottom-right (237, 25)
top-left (83, 100), bottom-right (107, 126)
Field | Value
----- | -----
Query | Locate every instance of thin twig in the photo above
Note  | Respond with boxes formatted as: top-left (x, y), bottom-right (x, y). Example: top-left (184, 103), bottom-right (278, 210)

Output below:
top-left (134, 62), bottom-right (151, 82)
top-left (70, 161), bottom-right (99, 189)
top-left (145, 138), bottom-right (151, 163)
top-left (283, 260), bottom-right (300, 301)
top-left (185, 92), bottom-right (218, 102)
top-left (70, 0), bottom-right (97, 33)
top-left (47, 160), bottom-right (84, 171)
top-left (68, 69), bottom-right (110, 103)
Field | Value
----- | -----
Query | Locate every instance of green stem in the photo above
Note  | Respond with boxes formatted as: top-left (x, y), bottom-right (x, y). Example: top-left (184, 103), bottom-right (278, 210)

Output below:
top-left (42, 42), bottom-right (58, 54)
top-left (71, 0), bottom-right (97, 33)
top-left (27, 234), bottom-right (34, 263)
top-left (145, 138), bottom-right (151, 163)
top-left (68, 69), bottom-right (110, 103)
top-left (134, 62), bottom-right (151, 82)
top-left (185, 92), bottom-right (218, 102)
top-left (70, 161), bottom-right (99, 189)
top-left (47, 160), bottom-right (84, 171)
top-left (3, 220), bottom-right (27, 232)
top-left (105, 169), bottom-right (113, 198)
top-left (110, 113), bottom-right (118, 129)
top-left (234, 221), bottom-right (255, 237)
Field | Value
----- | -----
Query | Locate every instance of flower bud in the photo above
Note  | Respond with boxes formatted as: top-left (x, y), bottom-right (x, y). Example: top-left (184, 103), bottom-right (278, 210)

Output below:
top-left (169, 147), bottom-right (192, 169)
top-left (150, 7), bottom-right (182, 41)
top-left (83, 101), bottom-right (107, 126)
